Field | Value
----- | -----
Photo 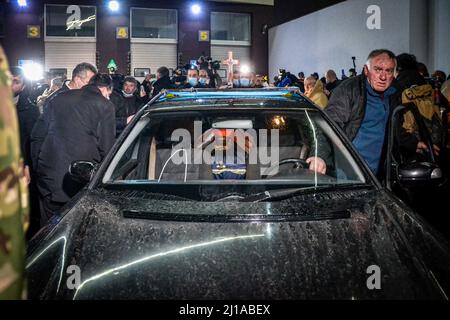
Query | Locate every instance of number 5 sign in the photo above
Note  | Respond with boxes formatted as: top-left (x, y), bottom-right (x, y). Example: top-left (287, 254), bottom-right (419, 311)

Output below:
top-left (198, 30), bottom-right (209, 42)
top-left (116, 27), bottom-right (129, 39)
top-left (27, 25), bottom-right (41, 38)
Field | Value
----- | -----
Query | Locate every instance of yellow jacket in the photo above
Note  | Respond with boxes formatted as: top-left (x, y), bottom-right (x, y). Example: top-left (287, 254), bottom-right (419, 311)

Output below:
top-left (306, 80), bottom-right (328, 110)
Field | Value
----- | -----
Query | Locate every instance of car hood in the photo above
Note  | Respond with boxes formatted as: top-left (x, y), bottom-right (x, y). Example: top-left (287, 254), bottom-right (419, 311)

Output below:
top-left (27, 187), bottom-right (450, 300)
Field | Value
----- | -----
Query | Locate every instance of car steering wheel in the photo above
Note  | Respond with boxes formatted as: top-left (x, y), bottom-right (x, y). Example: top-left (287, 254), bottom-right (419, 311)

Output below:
top-left (261, 158), bottom-right (309, 178)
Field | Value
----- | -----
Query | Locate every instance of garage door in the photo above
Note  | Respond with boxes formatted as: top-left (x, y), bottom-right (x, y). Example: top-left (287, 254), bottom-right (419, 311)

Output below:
top-left (131, 42), bottom-right (177, 80)
top-left (45, 41), bottom-right (96, 79)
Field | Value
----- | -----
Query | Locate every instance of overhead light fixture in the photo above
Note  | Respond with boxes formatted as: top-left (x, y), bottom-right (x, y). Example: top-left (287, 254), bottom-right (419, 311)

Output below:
top-left (17, 0), bottom-right (28, 7)
top-left (191, 4), bottom-right (201, 15)
top-left (108, 1), bottom-right (119, 12)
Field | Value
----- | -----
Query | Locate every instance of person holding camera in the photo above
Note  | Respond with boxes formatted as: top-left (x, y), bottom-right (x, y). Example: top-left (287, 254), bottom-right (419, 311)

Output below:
top-left (277, 69), bottom-right (298, 87)
top-left (203, 57), bottom-right (221, 88)
top-left (172, 68), bottom-right (187, 88)
top-left (141, 73), bottom-right (154, 98)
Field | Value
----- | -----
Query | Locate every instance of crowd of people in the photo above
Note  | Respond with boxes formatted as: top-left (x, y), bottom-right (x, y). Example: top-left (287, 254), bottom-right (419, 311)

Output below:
top-left (9, 50), bottom-right (450, 239)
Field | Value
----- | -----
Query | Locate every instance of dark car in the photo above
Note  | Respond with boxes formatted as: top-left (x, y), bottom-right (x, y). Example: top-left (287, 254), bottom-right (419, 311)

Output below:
top-left (26, 88), bottom-right (450, 299)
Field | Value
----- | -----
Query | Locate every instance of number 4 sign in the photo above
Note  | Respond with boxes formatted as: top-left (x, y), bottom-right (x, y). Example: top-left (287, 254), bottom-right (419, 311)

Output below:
top-left (116, 27), bottom-right (129, 39)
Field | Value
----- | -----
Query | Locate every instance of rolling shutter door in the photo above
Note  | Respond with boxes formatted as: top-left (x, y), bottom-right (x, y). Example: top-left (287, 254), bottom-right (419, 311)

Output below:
top-left (45, 41), bottom-right (96, 78)
top-left (130, 42), bottom-right (177, 79)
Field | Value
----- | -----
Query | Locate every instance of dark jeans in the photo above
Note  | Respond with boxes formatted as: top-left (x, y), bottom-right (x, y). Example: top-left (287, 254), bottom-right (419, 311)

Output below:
top-left (39, 194), bottom-right (65, 228)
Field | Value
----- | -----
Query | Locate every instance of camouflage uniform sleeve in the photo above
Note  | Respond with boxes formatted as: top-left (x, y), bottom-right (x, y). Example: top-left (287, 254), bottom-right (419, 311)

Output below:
top-left (0, 46), bottom-right (28, 300)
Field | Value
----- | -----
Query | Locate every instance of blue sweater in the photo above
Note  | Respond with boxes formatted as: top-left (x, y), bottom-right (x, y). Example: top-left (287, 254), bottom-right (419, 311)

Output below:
top-left (352, 81), bottom-right (396, 174)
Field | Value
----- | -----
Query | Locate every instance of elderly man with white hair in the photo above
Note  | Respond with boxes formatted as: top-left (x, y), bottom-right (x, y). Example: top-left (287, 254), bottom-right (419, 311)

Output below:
top-left (324, 49), bottom-right (399, 176)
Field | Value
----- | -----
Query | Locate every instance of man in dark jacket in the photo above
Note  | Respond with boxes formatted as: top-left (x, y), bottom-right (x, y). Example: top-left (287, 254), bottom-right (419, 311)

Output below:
top-left (395, 53), bottom-right (426, 91)
top-left (43, 63), bottom-right (98, 111)
top-left (110, 76), bottom-right (145, 137)
top-left (324, 69), bottom-right (341, 98)
top-left (151, 66), bottom-right (173, 98)
top-left (31, 63), bottom-right (97, 170)
top-left (30, 74), bottom-right (116, 224)
top-left (324, 49), bottom-right (399, 176)
top-left (393, 53), bottom-right (435, 159)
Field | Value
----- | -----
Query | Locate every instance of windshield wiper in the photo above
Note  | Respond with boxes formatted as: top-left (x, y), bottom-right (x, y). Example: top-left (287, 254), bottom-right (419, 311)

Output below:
top-left (122, 209), bottom-right (351, 222)
top-left (240, 184), bottom-right (370, 202)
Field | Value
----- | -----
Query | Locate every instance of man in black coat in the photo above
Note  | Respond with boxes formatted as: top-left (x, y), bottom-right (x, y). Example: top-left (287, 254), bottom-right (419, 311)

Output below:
top-left (395, 53), bottom-right (426, 91)
top-left (31, 63), bottom-right (98, 175)
top-left (151, 66), bottom-right (174, 98)
top-left (30, 74), bottom-right (116, 225)
top-left (110, 76), bottom-right (145, 137)
top-left (324, 69), bottom-right (341, 98)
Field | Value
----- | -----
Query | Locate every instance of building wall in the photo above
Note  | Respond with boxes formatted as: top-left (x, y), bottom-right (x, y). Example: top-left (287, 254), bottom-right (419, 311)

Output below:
top-left (273, 0), bottom-right (345, 26)
top-left (96, 2), bottom-right (130, 74)
top-left (3, 1), bottom-right (45, 66)
top-left (409, 0), bottom-right (428, 66)
top-left (268, 0), bottom-right (448, 80)
top-left (429, 0), bottom-right (450, 75)
top-left (3, 0), bottom-right (273, 75)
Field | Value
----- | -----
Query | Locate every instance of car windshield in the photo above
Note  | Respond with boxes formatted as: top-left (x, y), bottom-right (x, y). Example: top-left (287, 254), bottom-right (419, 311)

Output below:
top-left (102, 102), bottom-right (368, 196)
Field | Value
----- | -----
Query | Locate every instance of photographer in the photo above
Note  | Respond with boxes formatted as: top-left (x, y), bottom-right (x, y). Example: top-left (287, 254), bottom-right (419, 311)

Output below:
top-left (141, 73), bottom-right (154, 99)
top-left (172, 68), bottom-right (186, 88)
top-left (427, 70), bottom-right (449, 110)
top-left (206, 57), bottom-right (222, 88)
top-left (276, 69), bottom-right (298, 87)
top-left (197, 56), bottom-right (209, 70)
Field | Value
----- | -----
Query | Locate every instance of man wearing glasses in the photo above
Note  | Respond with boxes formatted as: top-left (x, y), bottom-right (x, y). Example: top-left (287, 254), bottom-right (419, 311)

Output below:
top-left (324, 49), bottom-right (398, 176)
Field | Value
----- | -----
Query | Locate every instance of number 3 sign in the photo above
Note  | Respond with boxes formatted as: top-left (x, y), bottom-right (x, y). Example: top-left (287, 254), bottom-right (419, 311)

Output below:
top-left (27, 25), bottom-right (41, 38)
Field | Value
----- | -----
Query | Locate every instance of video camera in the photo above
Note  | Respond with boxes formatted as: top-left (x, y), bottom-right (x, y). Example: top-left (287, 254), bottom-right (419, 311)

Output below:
top-left (426, 77), bottom-right (444, 90)
top-left (173, 67), bottom-right (186, 84)
top-left (196, 56), bottom-right (208, 70)
top-left (206, 57), bottom-right (221, 71)
top-left (183, 63), bottom-right (198, 71)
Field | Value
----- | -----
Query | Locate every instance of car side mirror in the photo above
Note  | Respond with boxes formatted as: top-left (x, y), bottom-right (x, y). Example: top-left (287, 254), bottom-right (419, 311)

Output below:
top-left (69, 161), bottom-right (95, 184)
top-left (397, 162), bottom-right (443, 187)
